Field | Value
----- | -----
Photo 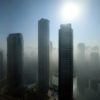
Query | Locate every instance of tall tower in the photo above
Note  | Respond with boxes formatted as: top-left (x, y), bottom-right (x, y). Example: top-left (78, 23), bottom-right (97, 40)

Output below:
top-left (38, 18), bottom-right (49, 93)
top-left (7, 33), bottom-right (23, 87)
top-left (59, 24), bottom-right (73, 100)
top-left (49, 41), bottom-right (53, 85)
top-left (77, 43), bottom-right (85, 64)
top-left (0, 50), bottom-right (4, 80)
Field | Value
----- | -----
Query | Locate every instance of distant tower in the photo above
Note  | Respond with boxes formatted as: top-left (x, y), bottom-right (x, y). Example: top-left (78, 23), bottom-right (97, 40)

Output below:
top-left (77, 43), bottom-right (85, 64)
top-left (49, 41), bottom-right (53, 85)
top-left (7, 33), bottom-right (23, 87)
top-left (38, 18), bottom-right (49, 93)
top-left (91, 52), bottom-right (99, 66)
top-left (90, 51), bottom-right (100, 78)
top-left (89, 51), bottom-right (100, 91)
top-left (59, 24), bottom-right (73, 100)
top-left (49, 41), bottom-right (53, 52)
top-left (0, 50), bottom-right (4, 80)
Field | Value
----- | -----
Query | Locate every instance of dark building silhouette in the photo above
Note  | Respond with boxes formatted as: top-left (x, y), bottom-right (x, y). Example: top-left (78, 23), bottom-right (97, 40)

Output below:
top-left (38, 18), bottom-right (50, 93)
top-left (0, 50), bottom-right (4, 80)
top-left (7, 33), bottom-right (23, 87)
top-left (59, 24), bottom-right (73, 100)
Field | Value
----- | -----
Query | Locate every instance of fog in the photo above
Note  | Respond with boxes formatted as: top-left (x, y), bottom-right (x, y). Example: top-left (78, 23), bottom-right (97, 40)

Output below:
top-left (1, 42), bottom-right (100, 100)
top-left (74, 43), bottom-right (100, 100)
top-left (22, 42), bottom-right (100, 100)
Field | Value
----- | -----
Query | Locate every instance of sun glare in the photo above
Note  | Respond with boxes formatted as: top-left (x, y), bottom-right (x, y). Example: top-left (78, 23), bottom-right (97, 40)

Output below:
top-left (60, 2), bottom-right (80, 22)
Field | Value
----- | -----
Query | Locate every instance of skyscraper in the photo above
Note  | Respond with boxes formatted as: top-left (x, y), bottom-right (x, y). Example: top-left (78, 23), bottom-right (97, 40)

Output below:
top-left (77, 43), bottom-right (85, 64)
top-left (49, 41), bottom-right (53, 85)
top-left (7, 33), bottom-right (23, 87)
top-left (59, 24), bottom-right (73, 100)
top-left (0, 50), bottom-right (4, 80)
top-left (38, 18), bottom-right (49, 93)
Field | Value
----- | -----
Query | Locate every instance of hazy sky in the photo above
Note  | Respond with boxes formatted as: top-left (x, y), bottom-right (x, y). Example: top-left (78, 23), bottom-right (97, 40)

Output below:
top-left (0, 0), bottom-right (100, 50)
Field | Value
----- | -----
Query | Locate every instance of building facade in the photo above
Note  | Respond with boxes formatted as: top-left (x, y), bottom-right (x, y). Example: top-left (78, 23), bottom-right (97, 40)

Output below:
top-left (59, 24), bottom-right (73, 100)
top-left (7, 33), bottom-right (23, 87)
top-left (77, 43), bottom-right (85, 64)
top-left (38, 18), bottom-right (49, 93)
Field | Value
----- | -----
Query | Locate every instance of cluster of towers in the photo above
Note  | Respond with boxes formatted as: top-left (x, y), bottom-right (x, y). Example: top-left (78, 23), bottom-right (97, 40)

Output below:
top-left (76, 43), bottom-right (100, 93)
top-left (0, 18), bottom-right (73, 100)
top-left (38, 19), bottom-right (73, 100)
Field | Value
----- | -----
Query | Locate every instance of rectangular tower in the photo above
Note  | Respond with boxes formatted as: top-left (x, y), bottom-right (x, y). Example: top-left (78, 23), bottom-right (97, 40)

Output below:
top-left (7, 33), bottom-right (23, 87)
top-left (59, 24), bottom-right (73, 100)
top-left (38, 18), bottom-right (49, 93)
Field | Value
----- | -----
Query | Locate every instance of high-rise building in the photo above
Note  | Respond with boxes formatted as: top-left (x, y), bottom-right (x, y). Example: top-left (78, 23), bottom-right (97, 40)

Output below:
top-left (77, 43), bottom-right (85, 64)
top-left (0, 50), bottom-right (4, 80)
top-left (49, 41), bottom-right (53, 85)
top-left (7, 33), bottom-right (23, 87)
top-left (59, 24), bottom-right (73, 100)
top-left (38, 18), bottom-right (49, 93)
top-left (77, 43), bottom-right (86, 76)
top-left (91, 52), bottom-right (99, 66)
top-left (49, 41), bottom-right (53, 52)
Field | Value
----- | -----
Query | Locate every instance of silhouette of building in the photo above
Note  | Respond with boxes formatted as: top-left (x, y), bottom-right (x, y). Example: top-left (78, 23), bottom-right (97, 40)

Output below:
top-left (77, 43), bottom-right (87, 92)
top-left (0, 50), bottom-right (4, 80)
top-left (77, 43), bottom-right (85, 64)
top-left (49, 41), bottom-right (53, 85)
top-left (38, 18), bottom-right (50, 93)
top-left (7, 33), bottom-right (23, 87)
top-left (49, 41), bottom-right (53, 52)
top-left (91, 52), bottom-right (99, 66)
top-left (59, 24), bottom-right (73, 100)
top-left (90, 51), bottom-right (100, 79)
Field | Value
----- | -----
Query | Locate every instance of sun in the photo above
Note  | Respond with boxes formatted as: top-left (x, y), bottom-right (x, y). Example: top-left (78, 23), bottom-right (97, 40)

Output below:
top-left (60, 2), bottom-right (80, 21)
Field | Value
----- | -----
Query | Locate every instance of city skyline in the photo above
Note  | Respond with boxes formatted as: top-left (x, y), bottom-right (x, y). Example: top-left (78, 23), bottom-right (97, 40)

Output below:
top-left (0, 0), bottom-right (100, 100)
top-left (0, 20), bottom-right (100, 99)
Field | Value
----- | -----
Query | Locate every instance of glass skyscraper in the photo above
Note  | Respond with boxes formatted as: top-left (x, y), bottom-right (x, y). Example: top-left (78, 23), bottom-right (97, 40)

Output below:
top-left (59, 24), bottom-right (73, 100)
